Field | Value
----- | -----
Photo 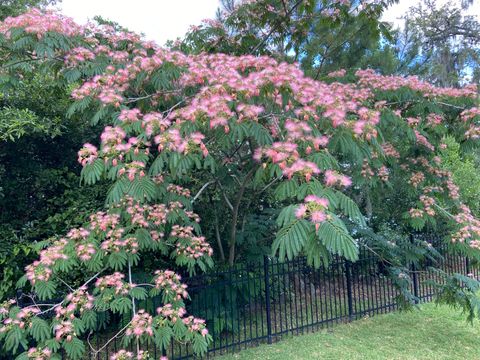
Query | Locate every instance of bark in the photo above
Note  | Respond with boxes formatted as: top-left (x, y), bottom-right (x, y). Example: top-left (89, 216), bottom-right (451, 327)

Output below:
top-left (214, 206), bottom-right (226, 262)
top-left (228, 168), bottom-right (255, 266)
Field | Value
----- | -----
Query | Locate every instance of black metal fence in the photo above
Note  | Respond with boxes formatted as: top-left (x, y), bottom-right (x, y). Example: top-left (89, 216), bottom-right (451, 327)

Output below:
top-left (88, 242), bottom-right (480, 359)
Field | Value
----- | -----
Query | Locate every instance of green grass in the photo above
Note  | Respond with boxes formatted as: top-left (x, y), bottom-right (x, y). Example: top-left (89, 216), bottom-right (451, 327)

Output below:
top-left (217, 304), bottom-right (480, 360)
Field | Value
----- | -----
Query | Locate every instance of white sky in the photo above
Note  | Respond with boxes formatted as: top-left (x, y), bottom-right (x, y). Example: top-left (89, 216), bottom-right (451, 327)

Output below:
top-left (57, 0), bottom-right (220, 45)
top-left (56, 0), bottom-right (480, 45)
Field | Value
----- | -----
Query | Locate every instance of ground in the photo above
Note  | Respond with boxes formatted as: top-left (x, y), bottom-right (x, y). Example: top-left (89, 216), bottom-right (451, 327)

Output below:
top-left (217, 303), bottom-right (480, 360)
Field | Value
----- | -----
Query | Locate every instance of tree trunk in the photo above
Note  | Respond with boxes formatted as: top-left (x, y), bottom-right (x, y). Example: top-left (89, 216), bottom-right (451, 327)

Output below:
top-left (214, 206), bottom-right (226, 262)
top-left (228, 168), bottom-right (255, 266)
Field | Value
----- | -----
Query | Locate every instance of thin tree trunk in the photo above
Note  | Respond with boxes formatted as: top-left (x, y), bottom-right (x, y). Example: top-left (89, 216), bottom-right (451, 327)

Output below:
top-left (214, 206), bottom-right (226, 262)
top-left (228, 168), bottom-right (255, 266)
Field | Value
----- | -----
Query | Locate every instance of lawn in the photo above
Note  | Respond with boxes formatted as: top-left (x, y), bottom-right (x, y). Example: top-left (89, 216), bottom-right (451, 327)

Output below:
top-left (217, 303), bottom-right (480, 360)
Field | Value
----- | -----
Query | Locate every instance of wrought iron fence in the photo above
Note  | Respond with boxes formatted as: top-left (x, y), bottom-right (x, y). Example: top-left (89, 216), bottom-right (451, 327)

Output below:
top-left (85, 241), bottom-right (479, 359)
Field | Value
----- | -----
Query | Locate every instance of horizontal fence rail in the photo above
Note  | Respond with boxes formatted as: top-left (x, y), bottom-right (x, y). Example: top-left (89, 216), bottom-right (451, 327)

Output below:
top-left (14, 239), bottom-right (480, 360)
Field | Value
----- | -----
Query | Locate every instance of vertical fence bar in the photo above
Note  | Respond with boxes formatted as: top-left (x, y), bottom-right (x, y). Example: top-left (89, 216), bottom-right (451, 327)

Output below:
top-left (345, 260), bottom-right (354, 321)
top-left (466, 256), bottom-right (470, 275)
top-left (410, 234), bottom-right (419, 303)
top-left (263, 255), bottom-right (273, 344)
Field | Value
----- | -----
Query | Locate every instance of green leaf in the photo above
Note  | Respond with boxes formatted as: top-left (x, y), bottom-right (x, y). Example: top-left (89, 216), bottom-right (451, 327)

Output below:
top-left (81, 310), bottom-right (97, 330)
top-left (273, 218), bottom-right (311, 260)
top-left (308, 151), bottom-right (339, 170)
top-left (334, 191), bottom-right (366, 226)
top-left (248, 122), bottom-right (273, 146)
top-left (63, 68), bottom-right (81, 82)
top-left (192, 333), bottom-right (209, 355)
top-left (106, 178), bottom-right (130, 204)
top-left (30, 317), bottom-right (51, 342)
top-left (107, 252), bottom-right (127, 270)
top-left (276, 205), bottom-right (297, 227)
top-left (304, 230), bottom-right (330, 268)
top-left (316, 217), bottom-right (358, 261)
top-left (129, 287), bottom-right (147, 300)
top-left (64, 337), bottom-right (85, 360)
top-left (34, 281), bottom-right (57, 300)
top-left (274, 179), bottom-right (299, 201)
top-left (153, 326), bottom-right (173, 350)
top-left (4, 325), bottom-right (26, 353)
top-left (110, 297), bottom-right (132, 314)
top-left (127, 177), bottom-right (157, 202)
top-left (81, 159), bottom-right (104, 185)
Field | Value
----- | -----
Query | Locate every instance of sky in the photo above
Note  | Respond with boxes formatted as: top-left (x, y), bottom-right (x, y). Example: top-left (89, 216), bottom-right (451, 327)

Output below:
top-left (57, 0), bottom-right (220, 45)
top-left (56, 0), bottom-right (480, 45)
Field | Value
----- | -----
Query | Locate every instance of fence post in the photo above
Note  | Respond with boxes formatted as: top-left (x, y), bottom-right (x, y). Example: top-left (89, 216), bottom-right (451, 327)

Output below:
top-left (345, 261), bottom-right (354, 321)
top-left (263, 255), bottom-right (273, 344)
top-left (466, 256), bottom-right (470, 275)
top-left (410, 234), bottom-right (419, 303)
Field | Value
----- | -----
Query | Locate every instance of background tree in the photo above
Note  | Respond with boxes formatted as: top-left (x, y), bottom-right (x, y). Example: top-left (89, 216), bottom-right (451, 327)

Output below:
top-left (179, 0), bottom-right (399, 78)
top-left (393, 0), bottom-right (480, 86)
top-left (0, 0), bottom-right (104, 302)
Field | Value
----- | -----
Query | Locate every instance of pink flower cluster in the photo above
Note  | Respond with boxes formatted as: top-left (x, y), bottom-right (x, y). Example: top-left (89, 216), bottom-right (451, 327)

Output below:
top-left (445, 177), bottom-right (460, 200)
top-left (78, 143), bottom-right (98, 166)
top-left (123, 198), bottom-right (194, 228)
top-left (381, 143), bottom-right (400, 158)
top-left (53, 320), bottom-right (74, 341)
top-left (409, 172), bottom-right (425, 188)
top-left (176, 234), bottom-right (213, 260)
top-left (156, 304), bottom-right (187, 324)
top-left (118, 108), bottom-right (142, 123)
top-left (1, 306), bottom-right (40, 334)
top-left (0, 299), bottom-right (15, 316)
top-left (126, 310), bottom-right (153, 338)
top-left (324, 170), bottom-right (352, 188)
top-left (409, 208), bottom-right (424, 218)
top-left (327, 69), bottom-right (346, 78)
top-left (25, 239), bottom-right (68, 285)
top-left (460, 107), bottom-right (480, 122)
top-left (295, 195), bottom-right (330, 229)
top-left (89, 212), bottom-right (121, 233)
top-left (426, 113), bottom-right (443, 126)
top-left (361, 160), bottom-right (374, 179)
top-left (414, 130), bottom-right (435, 151)
top-left (154, 270), bottom-right (188, 301)
top-left (356, 69), bottom-right (477, 98)
top-left (66, 227), bottom-right (97, 261)
top-left (110, 350), bottom-right (152, 360)
top-left (143, 112), bottom-right (171, 136)
top-left (155, 129), bottom-right (208, 157)
top-left (452, 205), bottom-right (480, 249)
top-left (118, 161), bottom-right (146, 181)
top-left (255, 142), bottom-right (321, 181)
top-left (377, 166), bottom-right (389, 182)
top-left (419, 195), bottom-right (436, 216)
top-left (465, 125), bottom-right (480, 140)
top-left (167, 184), bottom-right (191, 197)
top-left (27, 347), bottom-right (52, 360)
top-left (101, 236), bottom-right (138, 254)
top-left (58, 287), bottom-right (94, 318)
top-left (407, 117), bottom-right (420, 127)
top-left (0, 9), bottom-right (83, 38)
top-left (352, 107), bottom-right (380, 139)
top-left (95, 273), bottom-right (133, 295)
top-left (171, 225), bottom-right (213, 259)
top-left (65, 46), bottom-right (95, 66)
top-left (182, 316), bottom-right (209, 336)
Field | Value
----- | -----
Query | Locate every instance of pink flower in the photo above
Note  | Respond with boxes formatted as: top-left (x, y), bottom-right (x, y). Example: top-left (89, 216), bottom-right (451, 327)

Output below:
top-left (311, 211), bottom-right (327, 223)
top-left (324, 170), bottom-right (352, 188)
top-left (295, 205), bottom-right (307, 218)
